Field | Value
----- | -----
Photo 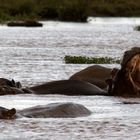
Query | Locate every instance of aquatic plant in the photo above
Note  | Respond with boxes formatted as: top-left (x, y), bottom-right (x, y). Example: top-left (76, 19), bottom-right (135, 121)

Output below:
top-left (64, 55), bottom-right (120, 64)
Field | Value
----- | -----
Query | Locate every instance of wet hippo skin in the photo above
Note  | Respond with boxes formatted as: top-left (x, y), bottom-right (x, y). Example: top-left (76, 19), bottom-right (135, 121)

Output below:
top-left (0, 79), bottom-right (107, 96)
top-left (0, 78), bottom-right (21, 88)
top-left (69, 65), bottom-right (117, 89)
top-left (29, 80), bottom-right (108, 96)
top-left (0, 103), bottom-right (92, 119)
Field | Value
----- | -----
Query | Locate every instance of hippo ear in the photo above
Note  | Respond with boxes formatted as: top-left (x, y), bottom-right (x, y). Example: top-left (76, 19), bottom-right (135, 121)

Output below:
top-left (16, 82), bottom-right (22, 88)
top-left (11, 79), bottom-right (16, 86)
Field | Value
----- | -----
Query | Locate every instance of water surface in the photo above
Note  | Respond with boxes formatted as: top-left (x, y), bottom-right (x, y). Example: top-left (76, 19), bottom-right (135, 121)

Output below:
top-left (0, 18), bottom-right (140, 139)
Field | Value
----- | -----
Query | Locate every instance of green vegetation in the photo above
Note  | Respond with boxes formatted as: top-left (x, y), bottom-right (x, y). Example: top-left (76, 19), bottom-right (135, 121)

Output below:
top-left (0, 0), bottom-right (90, 22)
top-left (64, 55), bottom-right (120, 64)
top-left (135, 25), bottom-right (140, 31)
top-left (0, 0), bottom-right (140, 22)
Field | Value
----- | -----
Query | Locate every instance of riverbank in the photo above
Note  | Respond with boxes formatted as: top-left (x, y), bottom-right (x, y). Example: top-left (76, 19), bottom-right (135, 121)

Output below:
top-left (0, 0), bottom-right (140, 23)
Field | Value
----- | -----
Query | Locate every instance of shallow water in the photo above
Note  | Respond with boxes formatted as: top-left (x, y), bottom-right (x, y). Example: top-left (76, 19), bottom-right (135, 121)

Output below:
top-left (0, 18), bottom-right (140, 139)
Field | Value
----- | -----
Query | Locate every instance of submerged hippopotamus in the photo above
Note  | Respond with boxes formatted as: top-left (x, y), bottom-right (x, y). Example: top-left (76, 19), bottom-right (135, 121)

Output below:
top-left (69, 65), bottom-right (119, 90)
top-left (28, 80), bottom-right (107, 96)
top-left (0, 78), bottom-right (25, 95)
top-left (0, 86), bottom-right (24, 95)
top-left (0, 78), bottom-right (21, 88)
top-left (0, 79), bottom-right (108, 96)
top-left (108, 47), bottom-right (140, 97)
top-left (0, 102), bottom-right (91, 119)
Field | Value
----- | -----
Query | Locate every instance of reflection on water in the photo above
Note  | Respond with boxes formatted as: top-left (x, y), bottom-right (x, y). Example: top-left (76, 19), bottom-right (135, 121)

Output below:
top-left (0, 18), bottom-right (140, 139)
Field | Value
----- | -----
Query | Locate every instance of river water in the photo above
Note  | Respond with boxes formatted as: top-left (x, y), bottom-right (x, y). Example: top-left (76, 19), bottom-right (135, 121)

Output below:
top-left (0, 18), bottom-right (140, 139)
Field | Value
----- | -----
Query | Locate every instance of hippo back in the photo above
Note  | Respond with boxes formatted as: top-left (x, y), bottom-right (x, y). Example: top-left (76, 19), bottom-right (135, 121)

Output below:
top-left (69, 65), bottom-right (112, 89)
top-left (17, 102), bottom-right (92, 118)
top-left (29, 80), bottom-right (107, 96)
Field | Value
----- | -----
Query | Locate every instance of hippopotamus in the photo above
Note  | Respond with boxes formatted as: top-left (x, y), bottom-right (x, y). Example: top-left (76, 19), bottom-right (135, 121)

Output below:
top-left (69, 65), bottom-right (119, 90)
top-left (0, 102), bottom-right (91, 119)
top-left (0, 78), bottom-right (21, 88)
top-left (0, 78), bottom-right (24, 95)
top-left (0, 79), bottom-right (108, 96)
top-left (0, 107), bottom-right (16, 119)
top-left (0, 85), bottom-right (30, 95)
top-left (28, 80), bottom-right (108, 96)
top-left (108, 47), bottom-right (140, 97)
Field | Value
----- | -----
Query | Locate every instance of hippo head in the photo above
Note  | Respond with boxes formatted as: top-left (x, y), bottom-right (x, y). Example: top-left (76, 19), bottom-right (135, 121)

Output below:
top-left (0, 86), bottom-right (16, 95)
top-left (0, 107), bottom-right (16, 119)
top-left (112, 47), bottom-right (140, 96)
top-left (9, 79), bottom-right (22, 88)
top-left (0, 78), bottom-right (22, 88)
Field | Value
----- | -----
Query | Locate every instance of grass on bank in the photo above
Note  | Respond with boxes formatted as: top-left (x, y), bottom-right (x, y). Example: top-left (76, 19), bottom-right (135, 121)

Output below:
top-left (0, 0), bottom-right (89, 23)
top-left (64, 55), bottom-right (120, 64)
top-left (1, 0), bottom-right (140, 22)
